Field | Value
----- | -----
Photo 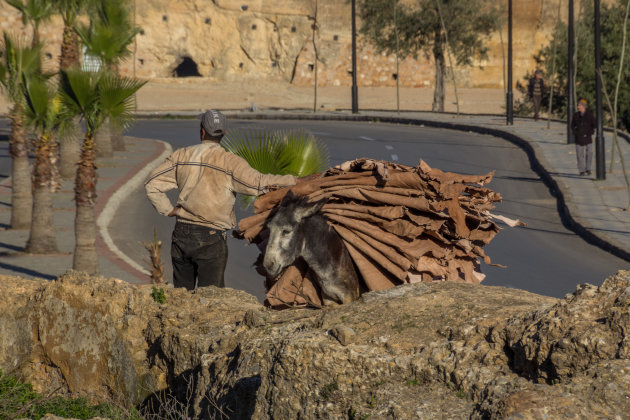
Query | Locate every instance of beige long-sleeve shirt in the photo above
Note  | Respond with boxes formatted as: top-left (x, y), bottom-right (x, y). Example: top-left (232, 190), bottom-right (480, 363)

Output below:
top-left (145, 141), bottom-right (296, 230)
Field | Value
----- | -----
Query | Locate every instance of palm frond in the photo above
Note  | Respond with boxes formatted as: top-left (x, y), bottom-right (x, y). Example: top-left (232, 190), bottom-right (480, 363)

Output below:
top-left (98, 72), bottom-right (146, 129)
top-left (22, 73), bottom-right (61, 137)
top-left (277, 130), bottom-right (329, 177)
top-left (222, 130), bottom-right (286, 175)
top-left (221, 128), bottom-right (329, 207)
top-left (78, 0), bottom-right (140, 67)
top-left (0, 32), bottom-right (42, 102)
top-left (58, 68), bottom-right (99, 133)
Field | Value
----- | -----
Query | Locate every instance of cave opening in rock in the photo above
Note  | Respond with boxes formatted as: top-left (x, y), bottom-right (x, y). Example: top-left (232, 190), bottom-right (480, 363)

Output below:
top-left (173, 56), bottom-right (202, 77)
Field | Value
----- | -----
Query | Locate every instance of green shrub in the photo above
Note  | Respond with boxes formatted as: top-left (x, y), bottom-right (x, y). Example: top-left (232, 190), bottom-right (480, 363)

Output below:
top-left (0, 370), bottom-right (142, 420)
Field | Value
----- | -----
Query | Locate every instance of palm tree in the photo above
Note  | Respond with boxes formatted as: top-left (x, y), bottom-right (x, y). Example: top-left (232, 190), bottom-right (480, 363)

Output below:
top-left (58, 68), bottom-right (145, 274)
top-left (76, 0), bottom-right (140, 157)
top-left (5, 0), bottom-right (53, 47)
top-left (54, 0), bottom-right (96, 179)
top-left (0, 33), bottom-right (42, 229)
top-left (221, 129), bottom-right (329, 207)
top-left (22, 73), bottom-right (61, 253)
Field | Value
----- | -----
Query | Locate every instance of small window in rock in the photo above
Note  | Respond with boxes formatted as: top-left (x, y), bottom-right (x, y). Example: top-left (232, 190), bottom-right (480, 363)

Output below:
top-left (392, 73), bottom-right (398, 80)
top-left (291, 26), bottom-right (296, 32)
top-left (162, 15), bottom-right (168, 22)
top-left (173, 56), bottom-right (202, 77)
top-left (140, 29), bottom-right (145, 35)
top-left (205, 17), bottom-right (211, 24)
top-left (45, 52), bottom-right (52, 59)
top-left (239, 62), bottom-right (244, 68)
top-left (308, 63), bottom-right (314, 71)
top-left (252, 24), bottom-right (257, 30)
top-left (240, 5), bottom-right (248, 11)
top-left (139, 58), bottom-right (144, 65)
top-left (271, 62), bottom-right (278, 67)
top-left (333, 35), bottom-right (339, 41)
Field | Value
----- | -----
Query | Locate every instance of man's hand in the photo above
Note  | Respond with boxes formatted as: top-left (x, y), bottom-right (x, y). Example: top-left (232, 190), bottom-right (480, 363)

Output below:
top-left (168, 205), bottom-right (181, 217)
top-left (296, 173), bottom-right (322, 184)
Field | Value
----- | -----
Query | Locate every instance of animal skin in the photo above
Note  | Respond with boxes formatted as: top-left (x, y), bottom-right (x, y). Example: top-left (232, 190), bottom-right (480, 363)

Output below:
top-left (263, 193), bottom-right (360, 305)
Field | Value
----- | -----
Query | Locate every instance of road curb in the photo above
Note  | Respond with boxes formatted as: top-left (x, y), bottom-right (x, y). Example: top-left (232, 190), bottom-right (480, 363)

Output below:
top-left (215, 111), bottom-right (630, 263)
top-left (96, 137), bottom-right (173, 278)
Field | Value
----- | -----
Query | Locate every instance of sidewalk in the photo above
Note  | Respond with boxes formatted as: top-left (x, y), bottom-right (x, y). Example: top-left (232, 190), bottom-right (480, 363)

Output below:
top-left (0, 109), bottom-right (628, 284)
top-left (0, 136), bottom-right (170, 283)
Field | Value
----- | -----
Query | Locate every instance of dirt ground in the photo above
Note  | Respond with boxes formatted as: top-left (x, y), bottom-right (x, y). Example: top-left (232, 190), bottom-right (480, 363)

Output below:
top-left (0, 78), bottom-right (512, 115)
top-left (134, 78), bottom-right (508, 114)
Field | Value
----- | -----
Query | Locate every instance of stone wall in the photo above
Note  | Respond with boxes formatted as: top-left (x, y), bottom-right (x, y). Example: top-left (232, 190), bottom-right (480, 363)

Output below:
top-left (0, 0), bottom-right (598, 89)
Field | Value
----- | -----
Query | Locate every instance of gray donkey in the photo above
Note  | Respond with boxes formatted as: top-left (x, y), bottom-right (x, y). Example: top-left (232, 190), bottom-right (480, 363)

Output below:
top-left (263, 193), bottom-right (360, 305)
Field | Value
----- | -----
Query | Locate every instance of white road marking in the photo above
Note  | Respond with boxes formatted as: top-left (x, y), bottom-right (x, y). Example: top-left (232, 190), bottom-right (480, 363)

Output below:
top-left (391, 154), bottom-right (399, 161)
top-left (360, 136), bottom-right (375, 141)
top-left (385, 145), bottom-right (394, 150)
top-left (97, 139), bottom-right (173, 277)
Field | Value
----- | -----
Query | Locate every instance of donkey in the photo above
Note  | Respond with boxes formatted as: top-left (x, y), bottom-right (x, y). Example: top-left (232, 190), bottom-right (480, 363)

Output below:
top-left (263, 193), bottom-right (360, 305)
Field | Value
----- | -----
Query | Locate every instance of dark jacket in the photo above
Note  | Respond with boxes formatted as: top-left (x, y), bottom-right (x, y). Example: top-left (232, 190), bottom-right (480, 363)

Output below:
top-left (528, 77), bottom-right (544, 98)
top-left (571, 109), bottom-right (596, 145)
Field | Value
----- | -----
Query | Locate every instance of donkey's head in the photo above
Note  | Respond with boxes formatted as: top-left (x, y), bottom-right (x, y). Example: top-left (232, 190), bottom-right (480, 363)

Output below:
top-left (263, 192), bottom-right (325, 278)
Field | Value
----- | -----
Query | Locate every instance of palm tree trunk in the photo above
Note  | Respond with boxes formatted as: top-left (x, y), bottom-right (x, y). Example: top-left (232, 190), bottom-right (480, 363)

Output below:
top-left (9, 105), bottom-right (32, 230)
top-left (73, 133), bottom-right (99, 275)
top-left (95, 117), bottom-right (113, 157)
top-left (59, 22), bottom-right (80, 70)
top-left (110, 122), bottom-right (126, 151)
top-left (26, 134), bottom-right (59, 254)
top-left (432, 29), bottom-right (446, 113)
top-left (59, 118), bottom-right (82, 179)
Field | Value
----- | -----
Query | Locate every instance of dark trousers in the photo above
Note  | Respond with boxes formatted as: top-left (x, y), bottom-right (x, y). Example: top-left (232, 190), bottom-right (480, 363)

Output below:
top-left (532, 95), bottom-right (542, 120)
top-left (171, 222), bottom-right (228, 290)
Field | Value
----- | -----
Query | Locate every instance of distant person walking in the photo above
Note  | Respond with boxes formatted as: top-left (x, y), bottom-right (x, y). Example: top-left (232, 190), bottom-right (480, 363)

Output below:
top-left (571, 99), bottom-right (596, 176)
top-left (528, 70), bottom-right (544, 121)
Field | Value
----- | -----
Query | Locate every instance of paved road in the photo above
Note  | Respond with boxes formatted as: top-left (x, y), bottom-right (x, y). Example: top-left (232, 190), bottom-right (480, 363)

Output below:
top-left (116, 119), bottom-right (627, 300)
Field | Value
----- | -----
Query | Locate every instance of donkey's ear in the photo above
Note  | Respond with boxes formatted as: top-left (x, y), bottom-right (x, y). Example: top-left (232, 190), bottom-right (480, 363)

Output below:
top-left (293, 198), bottom-right (325, 222)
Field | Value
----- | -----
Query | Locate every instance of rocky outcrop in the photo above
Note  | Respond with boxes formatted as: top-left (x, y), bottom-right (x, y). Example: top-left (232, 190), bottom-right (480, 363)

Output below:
top-left (0, 0), bottom-right (581, 89)
top-left (1, 270), bottom-right (630, 419)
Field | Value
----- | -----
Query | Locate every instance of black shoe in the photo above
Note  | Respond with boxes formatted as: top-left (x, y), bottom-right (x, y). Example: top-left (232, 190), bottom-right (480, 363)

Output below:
top-left (579, 172), bottom-right (586, 176)
top-left (586, 170), bottom-right (592, 175)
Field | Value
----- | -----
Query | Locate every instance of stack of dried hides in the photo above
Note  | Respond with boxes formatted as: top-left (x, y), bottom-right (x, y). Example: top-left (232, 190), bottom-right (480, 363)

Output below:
top-left (236, 158), bottom-right (523, 308)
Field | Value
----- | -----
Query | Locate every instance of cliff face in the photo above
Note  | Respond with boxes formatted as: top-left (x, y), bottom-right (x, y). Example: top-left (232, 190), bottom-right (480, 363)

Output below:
top-left (0, 0), bottom-right (577, 89)
top-left (1, 270), bottom-right (630, 419)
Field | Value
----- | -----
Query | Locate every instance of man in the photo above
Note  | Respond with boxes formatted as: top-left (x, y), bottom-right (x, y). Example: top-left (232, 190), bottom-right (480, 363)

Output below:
top-left (571, 99), bottom-right (596, 176)
top-left (145, 110), bottom-right (297, 290)
top-left (528, 70), bottom-right (544, 121)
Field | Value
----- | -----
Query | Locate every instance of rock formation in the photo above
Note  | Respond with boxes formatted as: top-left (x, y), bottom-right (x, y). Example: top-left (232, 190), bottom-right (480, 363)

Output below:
top-left (1, 270), bottom-right (630, 418)
top-left (0, 0), bottom-right (588, 89)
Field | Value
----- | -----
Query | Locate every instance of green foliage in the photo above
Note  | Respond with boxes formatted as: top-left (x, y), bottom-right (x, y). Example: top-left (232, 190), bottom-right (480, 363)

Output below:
top-left (357, 0), bottom-right (497, 65)
top-left (221, 129), bottom-right (329, 178)
top-left (5, 0), bottom-right (53, 30)
top-left (58, 68), bottom-right (146, 136)
top-left (392, 313), bottom-right (415, 333)
top-left (456, 388), bottom-right (467, 399)
top-left (53, 0), bottom-right (96, 25)
top-left (518, 0), bottom-right (630, 130)
top-left (348, 408), bottom-right (371, 420)
top-left (0, 369), bottom-right (142, 420)
top-left (75, 0), bottom-right (140, 69)
top-left (405, 378), bottom-right (419, 386)
top-left (0, 32), bottom-right (42, 104)
top-left (320, 381), bottom-right (338, 402)
top-left (22, 72), bottom-right (61, 137)
top-left (356, 0), bottom-right (498, 111)
top-left (151, 286), bottom-right (166, 304)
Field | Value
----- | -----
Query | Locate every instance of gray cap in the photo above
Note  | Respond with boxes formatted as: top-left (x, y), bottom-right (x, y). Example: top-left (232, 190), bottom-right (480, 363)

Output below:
top-left (200, 109), bottom-right (227, 137)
